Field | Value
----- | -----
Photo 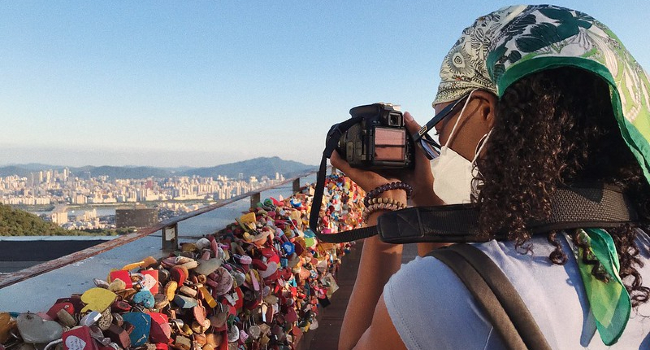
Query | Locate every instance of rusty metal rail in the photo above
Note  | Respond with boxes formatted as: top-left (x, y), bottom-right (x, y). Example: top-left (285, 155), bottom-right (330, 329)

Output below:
top-left (0, 170), bottom-right (317, 289)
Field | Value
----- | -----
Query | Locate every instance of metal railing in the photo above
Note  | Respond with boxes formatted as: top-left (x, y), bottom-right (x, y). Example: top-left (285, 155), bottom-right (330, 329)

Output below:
top-left (0, 170), bottom-right (318, 289)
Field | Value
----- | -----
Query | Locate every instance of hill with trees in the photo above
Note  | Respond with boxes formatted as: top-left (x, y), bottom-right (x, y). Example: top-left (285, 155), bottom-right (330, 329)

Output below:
top-left (0, 204), bottom-right (86, 236)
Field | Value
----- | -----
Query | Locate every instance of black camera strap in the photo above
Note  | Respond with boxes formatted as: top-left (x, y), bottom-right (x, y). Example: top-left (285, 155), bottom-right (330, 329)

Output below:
top-left (310, 182), bottom-right (639, 244)
top-left (309, 116), bottom-right (369, 240)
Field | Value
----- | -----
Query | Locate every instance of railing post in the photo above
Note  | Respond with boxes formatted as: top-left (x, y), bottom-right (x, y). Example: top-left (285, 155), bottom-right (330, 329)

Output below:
top-left (250, 192), bottom-right (261, 209)
top-left (292, 178), bottom-right (301, 194)
top-left (162, 223), bottom-right (178, 252)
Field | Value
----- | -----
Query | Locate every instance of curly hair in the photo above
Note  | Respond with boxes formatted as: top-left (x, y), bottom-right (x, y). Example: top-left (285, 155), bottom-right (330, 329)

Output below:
top-left (475, 67), bottom-right (650, 306)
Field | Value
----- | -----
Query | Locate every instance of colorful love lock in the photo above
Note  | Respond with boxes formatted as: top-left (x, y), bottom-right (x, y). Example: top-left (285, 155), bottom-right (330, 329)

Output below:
top-left (282, 241), bottom-right (295, 256)
top-left (56, 296), bottom-right (84, 314)
top-left (194, 258), bottom-right (222, 276)
top-left (46, 301), bottom-right (74, 321)
top-left (96, 308), bottom-right (113, 331)
top-left (79, 311), bottom-right (101, 327)
top-left (153, 293), bottom-right (169, 309)
top-left (170, 266), bottom-right (188, 285)
top-left (251, 259), bottom-right (267, 271)
top-left (121, 312), bottom-right (151, 347)
top-left (80, 288), bottom-right (117, 313)
top-left (285, 307), bottom-right (299, 324)
top-left (62, 326), bottom-right (98, 350)
top-left (111, 300), bottom-right (132, 313)
top-left (174, 335), bottom-right (192, 350)
top-left (179, 285), bottom-right (198, 298)
top-left (238, 212), bottom-right (257, 231)
top-left (193, 304), bottom-right (207, 326)
top-left (198, 286), bottom-right (218, 308)
top-left (164, 280), bottom-right (178, 301)
top-left (173, 294), bottom-right (198, 309)
top-left (0, 313), bottom-right (16, 344)
top-left (56, 309), bottom-right (77, 328)
top-left (260, 261), bottom-right (279, 280)
top-left (233, 287), bottom-right (244, 311)
top-left (121, 256), bottom-right (157, 271)
top-left (16, 312), bottom-right (63, 344)
top-left (148, 312), bottom-right (171, 343)
top-left (108, 270), bottom-right (132, 288)
top-left (132, 290), bottom-right (155, 309)
top-left (212, 266), bottom-right (234, 296)
top-left (139, 269), bottom-right (159, 294)
top-left (105, 324), bottom-right (130, 349)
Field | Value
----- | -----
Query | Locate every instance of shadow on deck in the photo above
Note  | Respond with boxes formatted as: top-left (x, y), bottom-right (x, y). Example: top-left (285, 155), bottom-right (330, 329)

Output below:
top-left (302, 242), bottom-right (419, 350)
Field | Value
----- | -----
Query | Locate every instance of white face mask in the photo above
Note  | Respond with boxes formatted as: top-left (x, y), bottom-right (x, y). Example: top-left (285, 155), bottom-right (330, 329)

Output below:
top-left (430, 91), bottom-right (491, 204)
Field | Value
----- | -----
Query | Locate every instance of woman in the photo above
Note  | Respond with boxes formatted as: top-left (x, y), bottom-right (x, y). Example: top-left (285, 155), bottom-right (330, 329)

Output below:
top-left (333, 5), bottom-right (650, 349)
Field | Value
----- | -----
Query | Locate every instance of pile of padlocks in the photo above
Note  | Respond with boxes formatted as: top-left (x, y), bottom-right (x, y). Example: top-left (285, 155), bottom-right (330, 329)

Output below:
top-left (0, 174), bottom-right (363, 350)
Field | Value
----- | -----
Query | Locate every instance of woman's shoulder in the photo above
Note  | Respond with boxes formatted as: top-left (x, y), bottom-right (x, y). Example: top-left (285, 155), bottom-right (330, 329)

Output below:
top-left (384, 250), bottom-right (505, 350)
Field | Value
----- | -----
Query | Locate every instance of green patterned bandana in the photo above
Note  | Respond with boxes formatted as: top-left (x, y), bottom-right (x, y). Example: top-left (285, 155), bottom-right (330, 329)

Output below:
top-left (433, 4), bottom-right (650, 185)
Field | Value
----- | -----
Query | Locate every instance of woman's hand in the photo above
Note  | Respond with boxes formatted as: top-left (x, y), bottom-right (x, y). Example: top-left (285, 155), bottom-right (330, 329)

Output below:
top-left (402, 112), bottom-right (439, 206)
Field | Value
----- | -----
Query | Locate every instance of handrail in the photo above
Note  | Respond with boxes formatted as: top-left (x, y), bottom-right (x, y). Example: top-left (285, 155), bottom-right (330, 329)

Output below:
top-left (0, 170), bottom-right (318, 289)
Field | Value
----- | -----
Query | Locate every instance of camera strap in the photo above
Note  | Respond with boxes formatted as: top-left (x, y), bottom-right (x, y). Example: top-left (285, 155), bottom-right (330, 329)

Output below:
top-left (309, 116), bottom-right (368, 240)
top-left (310, 183), bottom-right (639, 244)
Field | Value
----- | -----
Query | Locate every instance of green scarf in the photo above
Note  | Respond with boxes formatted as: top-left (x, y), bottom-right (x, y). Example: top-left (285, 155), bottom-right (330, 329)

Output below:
top-left (571, 229), bottom-right (631, 345)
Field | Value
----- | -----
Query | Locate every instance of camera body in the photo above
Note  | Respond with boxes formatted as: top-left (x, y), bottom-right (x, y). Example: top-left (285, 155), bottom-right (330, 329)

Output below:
top-left (331, 103), bottom-right (414, 170)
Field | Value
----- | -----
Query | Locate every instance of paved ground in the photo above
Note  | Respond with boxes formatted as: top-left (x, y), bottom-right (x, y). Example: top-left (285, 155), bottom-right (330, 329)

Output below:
top-left (303, 242), bottom-right (419, 350)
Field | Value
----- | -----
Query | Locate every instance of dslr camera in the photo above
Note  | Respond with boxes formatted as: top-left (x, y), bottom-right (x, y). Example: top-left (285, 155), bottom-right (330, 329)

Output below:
top-left (328, 103), bottom-right (414, 170)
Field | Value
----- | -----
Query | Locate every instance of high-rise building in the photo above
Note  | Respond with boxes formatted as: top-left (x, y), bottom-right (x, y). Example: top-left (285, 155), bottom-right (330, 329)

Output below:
top-left (50, 207), bottom-right (68, 225)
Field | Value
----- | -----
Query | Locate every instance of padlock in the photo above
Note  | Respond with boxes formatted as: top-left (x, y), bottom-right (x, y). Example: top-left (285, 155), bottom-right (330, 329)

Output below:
top-left (47, 302), bottom-right (74, 321)
top-left (0, 313), bottom-right (16, 344)
top-left (164, 281), bottom-right (178, 301)
top-left (57, 309), bottom-right (77, 328)
top-left (174, 336), bottom-right (192, 350)
top-left (119, 313), bottom-right (149, 346)
top-left (149, 312), bottom-right (171, 343)
top-left (62, 326), bottom-right (98, 350)
top-left (16, 312), bottom-right (63, 344)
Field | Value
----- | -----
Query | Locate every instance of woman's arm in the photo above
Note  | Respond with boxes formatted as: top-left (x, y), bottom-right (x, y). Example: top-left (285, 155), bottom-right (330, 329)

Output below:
top-left (349, 291), bottom-right (407, 350)
top-left (338, 210), bottom-right (406, 350)
top-left (333, 112), bottom-right (442, 349)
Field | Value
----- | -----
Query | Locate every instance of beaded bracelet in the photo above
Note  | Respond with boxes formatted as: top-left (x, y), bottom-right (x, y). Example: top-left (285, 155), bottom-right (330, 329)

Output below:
top-left (365, 197), bottom-right (408, 208)
top-left (364, 181), bottom-right (413, 207)
top-left (362, 200), bottom-right (407, 223)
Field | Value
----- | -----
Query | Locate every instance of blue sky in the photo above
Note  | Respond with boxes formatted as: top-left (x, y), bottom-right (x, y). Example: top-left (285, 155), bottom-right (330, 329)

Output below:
top-left (1, 1), bottom-right (649, 167)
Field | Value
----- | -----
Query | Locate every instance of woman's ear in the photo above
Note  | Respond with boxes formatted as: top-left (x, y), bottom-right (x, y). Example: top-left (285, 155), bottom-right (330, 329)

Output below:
top-left (471, 90), bottom-right (498, 129)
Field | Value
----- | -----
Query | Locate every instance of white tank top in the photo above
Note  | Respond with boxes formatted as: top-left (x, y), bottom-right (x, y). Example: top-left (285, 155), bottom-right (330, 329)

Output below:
top-left (383, 232), bottom-right (650, 349)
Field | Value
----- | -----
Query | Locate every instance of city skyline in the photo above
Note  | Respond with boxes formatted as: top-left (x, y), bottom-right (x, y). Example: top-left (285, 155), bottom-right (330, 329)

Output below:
top-left (3, 2), bottom-right (650, 167)
top-left (1, 166), bottom-right (288, 230)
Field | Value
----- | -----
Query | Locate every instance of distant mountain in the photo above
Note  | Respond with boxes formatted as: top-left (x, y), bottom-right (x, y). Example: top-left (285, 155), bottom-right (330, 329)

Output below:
top-left (0, 157), bottom-right (316, 180)
top-left (0, 166), bottom-right (34, 178)
top-left (184, 157), bottom-right (316, 179)
top-left (70, 166), bottom-right (173, 179)
top-left (7, 163), bottom-right (65, 171)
